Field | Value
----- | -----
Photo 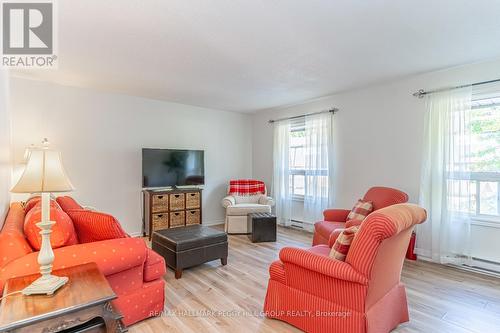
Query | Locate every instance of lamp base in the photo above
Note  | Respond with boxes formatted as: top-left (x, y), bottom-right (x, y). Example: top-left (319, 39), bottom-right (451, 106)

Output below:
top-left (22, 274), bottom-right (69, 295)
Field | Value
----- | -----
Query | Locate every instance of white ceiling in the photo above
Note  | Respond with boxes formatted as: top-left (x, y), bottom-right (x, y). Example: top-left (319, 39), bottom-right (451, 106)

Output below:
top-left (12, 0), bottom-right (500, 112)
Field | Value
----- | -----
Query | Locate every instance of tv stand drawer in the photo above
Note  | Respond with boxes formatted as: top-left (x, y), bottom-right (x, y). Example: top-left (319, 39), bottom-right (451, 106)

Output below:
top-left (186, 192), bottom-right (200, 209)
top-left (169, 193), bottom-right (185, 211)
top-left (152, 194), bottom-right (169, 213)
top-left (152, 213), bottom-right (168, 230)
top-left (186, 209), bottom-right (201, 225)
top-left (170, 211), bottom-right (185, 228)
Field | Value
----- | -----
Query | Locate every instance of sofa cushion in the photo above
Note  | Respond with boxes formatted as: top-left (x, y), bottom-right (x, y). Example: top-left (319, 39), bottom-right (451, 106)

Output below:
top-left (67, 210), bottom-right (127, 243)
top-left (0, 237), bottom-right (149, 293)
top-left (56, 196), bottom-right (84, 212)
top-left (226, 203), bottom-right (271, 216)
top-left (347, 199), bottom-right (373, 221)
top-left (24, 203), bottom-right (78, 250)
top-left (329, 226), bottom-right (360, 261)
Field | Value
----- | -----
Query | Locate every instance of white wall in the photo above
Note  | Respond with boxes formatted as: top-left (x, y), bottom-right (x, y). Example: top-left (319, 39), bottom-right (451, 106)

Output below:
top-left (0, 70), bottom-right (10, 227)
top-left (10, 77), bottom-right (253, 235)
top-left (252, 58), bottom-right (500, 261)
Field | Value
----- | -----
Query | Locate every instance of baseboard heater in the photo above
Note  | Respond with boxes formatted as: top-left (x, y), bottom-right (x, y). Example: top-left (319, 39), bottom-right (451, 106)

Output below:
top-left (462, 257), bottom-right (500, 276)
top-left (290, 220), bottom-right (304, 229)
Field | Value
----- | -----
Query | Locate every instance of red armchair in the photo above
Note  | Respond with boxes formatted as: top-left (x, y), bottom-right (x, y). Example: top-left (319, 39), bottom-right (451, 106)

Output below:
top-left (264, 203), bottom-right (427, 333)
top-left (313, 186), bottom-right (409, 246)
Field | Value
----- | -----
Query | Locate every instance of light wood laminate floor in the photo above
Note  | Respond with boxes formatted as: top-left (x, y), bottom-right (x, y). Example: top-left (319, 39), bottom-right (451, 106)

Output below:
top-left (130, 226), bottom-right (500, 333)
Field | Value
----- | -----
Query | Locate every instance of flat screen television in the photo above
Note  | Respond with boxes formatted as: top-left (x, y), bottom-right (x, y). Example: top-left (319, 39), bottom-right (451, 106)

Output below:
top-left (142, 148), bottom-right (205, 188)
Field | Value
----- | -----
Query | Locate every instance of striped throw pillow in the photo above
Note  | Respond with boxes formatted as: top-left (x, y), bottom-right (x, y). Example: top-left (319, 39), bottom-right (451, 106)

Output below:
top-left (329, 226), bottom-right (360, 261)
top-left (66, 210), bottom-right (127, 243)
top-left (347, 199), bottom-right (373, 221)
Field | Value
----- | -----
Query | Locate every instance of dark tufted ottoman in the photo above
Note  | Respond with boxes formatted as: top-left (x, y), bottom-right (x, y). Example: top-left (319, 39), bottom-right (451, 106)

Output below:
top-left (152, 225), bottom-right (228, 279)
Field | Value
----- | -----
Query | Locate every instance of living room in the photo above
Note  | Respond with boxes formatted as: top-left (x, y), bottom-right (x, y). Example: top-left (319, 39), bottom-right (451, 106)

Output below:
top-left (0, 1), bottom-right (500, 333)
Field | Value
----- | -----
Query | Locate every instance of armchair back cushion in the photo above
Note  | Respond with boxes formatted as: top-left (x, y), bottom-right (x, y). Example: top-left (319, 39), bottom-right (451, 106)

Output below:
top-left (363, 186), bottom-right (409, 211)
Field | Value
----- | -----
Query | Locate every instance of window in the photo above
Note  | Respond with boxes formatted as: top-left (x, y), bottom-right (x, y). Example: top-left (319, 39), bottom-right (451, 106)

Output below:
top-left (289, 120), bottom-right (306, 199)
top-left (288, 118), bottom-right (330, 200)
top-left (447, 94), bottom-right (500, 221)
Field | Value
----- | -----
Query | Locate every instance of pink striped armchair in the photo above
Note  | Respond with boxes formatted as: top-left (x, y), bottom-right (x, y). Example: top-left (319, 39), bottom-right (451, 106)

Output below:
top-left (313, 187), bottom-right (409, 246)
top-left (264, 203), bottom-right (427, 333)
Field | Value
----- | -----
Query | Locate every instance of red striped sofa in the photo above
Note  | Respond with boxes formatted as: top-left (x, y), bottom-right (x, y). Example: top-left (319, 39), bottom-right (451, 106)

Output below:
top-left (0, 197), bottom-right (166, 327)
top-left (264, 203), bottom-right (427, 333)
top-left (313, 187), bottom-right (409, 246)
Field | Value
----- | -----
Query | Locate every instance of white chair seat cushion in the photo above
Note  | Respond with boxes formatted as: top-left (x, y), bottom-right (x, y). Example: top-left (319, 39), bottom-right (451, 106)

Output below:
top-left (226, 203), bottom-right (271, 216)
top-left (233, 195), bottom-right (262, 204)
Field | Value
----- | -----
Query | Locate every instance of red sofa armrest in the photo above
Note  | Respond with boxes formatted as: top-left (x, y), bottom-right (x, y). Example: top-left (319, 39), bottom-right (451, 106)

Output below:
top-left (269, 260), bottom-right (286, 284)
top-left (323, 209), bottom-right (350, 222)
top-left (144, 248), bottom-right (166, 282)
top-left (279, 247), bottom-right (367, 285)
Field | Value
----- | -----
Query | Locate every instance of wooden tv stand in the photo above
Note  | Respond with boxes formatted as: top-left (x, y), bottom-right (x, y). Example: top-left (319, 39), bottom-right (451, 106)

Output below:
top-left (143, 188), bottom-right (202, 239)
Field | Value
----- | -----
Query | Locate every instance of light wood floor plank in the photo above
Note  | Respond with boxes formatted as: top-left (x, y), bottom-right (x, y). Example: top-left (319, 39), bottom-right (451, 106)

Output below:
top-left (130, 226), bottom-right (500, 333)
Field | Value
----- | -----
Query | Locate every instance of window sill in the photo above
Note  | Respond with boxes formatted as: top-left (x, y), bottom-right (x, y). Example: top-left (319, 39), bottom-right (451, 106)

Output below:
top-left (471, 217), bottom-right (500, 229)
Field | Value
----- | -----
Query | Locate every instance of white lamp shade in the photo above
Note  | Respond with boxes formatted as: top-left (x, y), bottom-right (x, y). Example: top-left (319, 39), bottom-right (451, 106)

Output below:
top-left (11, 148), bottom-right (74, 193)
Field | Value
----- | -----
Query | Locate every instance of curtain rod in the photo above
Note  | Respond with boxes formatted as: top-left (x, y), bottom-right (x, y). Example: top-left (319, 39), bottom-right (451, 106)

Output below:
top-left (412, 78), bottom-right (500, 98)
top-left (268, 108), bottom-right (338, 124)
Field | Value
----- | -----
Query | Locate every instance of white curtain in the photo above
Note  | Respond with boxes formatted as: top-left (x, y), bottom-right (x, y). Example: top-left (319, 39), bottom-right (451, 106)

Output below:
top-left (304, 113), bottom-right (334, 221)
top-left (417, 86), bottom-right (473, 265)
top-left (273, 120), bottom-right (292, 226)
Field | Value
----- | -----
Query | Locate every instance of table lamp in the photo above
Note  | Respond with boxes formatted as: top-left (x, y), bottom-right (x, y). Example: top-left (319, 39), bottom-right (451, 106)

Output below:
top-left (11, 139), bottom-right (74, 295)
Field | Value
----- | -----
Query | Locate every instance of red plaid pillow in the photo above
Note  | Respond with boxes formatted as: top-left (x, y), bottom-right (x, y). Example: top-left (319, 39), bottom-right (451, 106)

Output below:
top-left (329, 226), bottom-right (360, 261)
top-left (347, 199), bottom-right (373, 221)
top-left (228, 179), bottom-right (265, 196)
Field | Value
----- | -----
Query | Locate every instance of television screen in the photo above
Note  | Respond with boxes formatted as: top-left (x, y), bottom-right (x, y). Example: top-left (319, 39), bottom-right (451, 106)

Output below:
top-left (142, 149), bottom-right (205, 188)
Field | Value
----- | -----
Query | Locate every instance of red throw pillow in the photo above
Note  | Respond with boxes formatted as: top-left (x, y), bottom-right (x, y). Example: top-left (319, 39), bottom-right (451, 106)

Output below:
top-left (24, 196), bottom-right (61, 213)
top-left (347, 199), bottom-right (373, 221)
top-left (66, 210), bottom-right (127, 243)
top-left (56, 196), bottom-right (84, 212)
top-left (24, 204), bottom-right (79, 250)
top-left (329, 226), bottom-right (360, 261)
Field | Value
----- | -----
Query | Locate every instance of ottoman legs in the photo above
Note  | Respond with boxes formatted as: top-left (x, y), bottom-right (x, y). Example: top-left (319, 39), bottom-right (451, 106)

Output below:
top-left (221, 257), bottom-right (227, 265)
top-left (175, 269), bottom-right (183, 279)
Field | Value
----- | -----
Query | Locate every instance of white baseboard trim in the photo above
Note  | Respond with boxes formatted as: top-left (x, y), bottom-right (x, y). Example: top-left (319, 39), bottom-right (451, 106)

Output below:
top-left (202, 219), bottom-right (225, 226)
top-left (129, 231), bottom-right (143, 238)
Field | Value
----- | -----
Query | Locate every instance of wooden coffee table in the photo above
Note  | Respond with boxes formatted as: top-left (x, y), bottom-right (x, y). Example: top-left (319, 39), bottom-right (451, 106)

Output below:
top-left (0, 262), bottom-right (126, 332)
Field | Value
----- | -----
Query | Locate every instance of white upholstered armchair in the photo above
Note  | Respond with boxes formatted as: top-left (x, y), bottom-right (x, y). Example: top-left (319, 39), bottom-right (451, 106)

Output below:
top-left (222, 179), bottom-right (275, 234)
